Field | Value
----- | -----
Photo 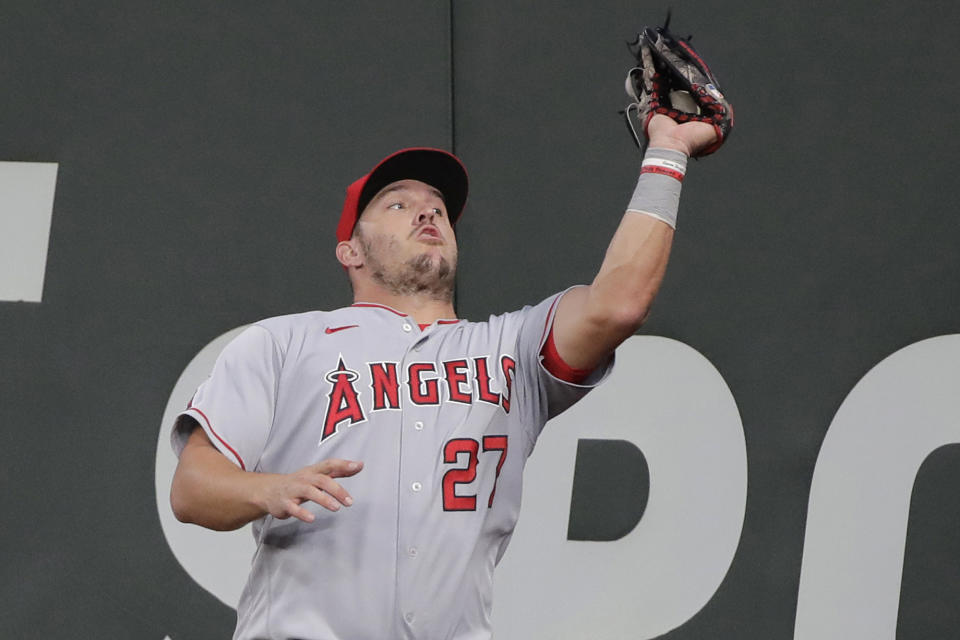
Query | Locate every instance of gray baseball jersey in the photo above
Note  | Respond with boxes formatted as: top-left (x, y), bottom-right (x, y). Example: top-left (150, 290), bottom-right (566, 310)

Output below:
top-left (171, 287), bottom-right (612, 639)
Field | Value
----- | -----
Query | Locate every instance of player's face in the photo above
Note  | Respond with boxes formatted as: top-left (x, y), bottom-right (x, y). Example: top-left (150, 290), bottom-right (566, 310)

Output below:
top-left (353, 179), bottom-right (458, 299)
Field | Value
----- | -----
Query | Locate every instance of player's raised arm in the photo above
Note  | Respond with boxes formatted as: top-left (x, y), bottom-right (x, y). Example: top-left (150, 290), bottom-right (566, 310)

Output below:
top-left (551, 22), bottom-right (733, 371)
top-left (170, 421), bottom-right (362, 531)
top-left (551, 116), bottom-right (716, 369)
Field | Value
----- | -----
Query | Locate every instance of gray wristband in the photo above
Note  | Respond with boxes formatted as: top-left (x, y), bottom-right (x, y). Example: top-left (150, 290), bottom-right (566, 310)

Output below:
top-left (626, 147), bottom-right (688, 229)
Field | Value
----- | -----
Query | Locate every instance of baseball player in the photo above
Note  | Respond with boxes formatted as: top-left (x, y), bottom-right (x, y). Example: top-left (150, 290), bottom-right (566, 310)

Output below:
top-left (170, 25), bottom-right (731, 638)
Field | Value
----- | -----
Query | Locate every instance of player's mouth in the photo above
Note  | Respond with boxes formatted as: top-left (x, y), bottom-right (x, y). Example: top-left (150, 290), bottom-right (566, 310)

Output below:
top-left (416, 225), bottom-right (443, 242)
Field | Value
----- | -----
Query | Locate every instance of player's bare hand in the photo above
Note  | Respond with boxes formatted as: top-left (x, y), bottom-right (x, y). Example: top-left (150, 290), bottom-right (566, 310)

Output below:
top-left (260, 459), bottom-right (364, 523)
top-left (646, 113), bottom-right (718, 157)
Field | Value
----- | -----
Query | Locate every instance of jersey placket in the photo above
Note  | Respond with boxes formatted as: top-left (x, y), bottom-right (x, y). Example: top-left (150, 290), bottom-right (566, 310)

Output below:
top-left (395, 320), bottom-right (439, 636)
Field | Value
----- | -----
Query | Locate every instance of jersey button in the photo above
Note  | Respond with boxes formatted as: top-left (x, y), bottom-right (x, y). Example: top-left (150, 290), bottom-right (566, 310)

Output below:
top-left (402, 323), bottom-right (413, 332)
top-left (414, 421), bottom-right (424, 431)
top-left (411, 481), bottom-right (422, 492)
top-left (408, 546), bottom-right (418, 557)
top-left (405, 612), bottom-right (415, 624)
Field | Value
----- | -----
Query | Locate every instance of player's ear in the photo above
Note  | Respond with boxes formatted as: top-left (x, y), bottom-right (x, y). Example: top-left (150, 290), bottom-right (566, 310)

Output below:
top-left (336, 239), bottom-right (363, 268)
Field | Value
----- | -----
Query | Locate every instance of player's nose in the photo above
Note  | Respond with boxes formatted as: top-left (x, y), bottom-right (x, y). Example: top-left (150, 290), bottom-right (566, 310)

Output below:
top-left (414, 205), bottom-right (437, 224)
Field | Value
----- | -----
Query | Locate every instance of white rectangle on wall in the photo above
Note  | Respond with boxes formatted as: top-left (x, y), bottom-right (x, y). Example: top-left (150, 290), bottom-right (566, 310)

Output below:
top-left (0, 161), bottom-right (58, 302)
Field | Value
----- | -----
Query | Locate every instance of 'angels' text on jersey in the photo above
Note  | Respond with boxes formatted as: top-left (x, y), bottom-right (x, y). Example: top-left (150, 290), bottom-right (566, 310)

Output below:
top-left (321, 354), bottom-right (517, 444)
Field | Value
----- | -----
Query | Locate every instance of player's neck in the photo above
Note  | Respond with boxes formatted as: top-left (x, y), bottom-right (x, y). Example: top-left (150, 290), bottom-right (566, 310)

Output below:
top-left (352, 287), bottom-right (457, 324)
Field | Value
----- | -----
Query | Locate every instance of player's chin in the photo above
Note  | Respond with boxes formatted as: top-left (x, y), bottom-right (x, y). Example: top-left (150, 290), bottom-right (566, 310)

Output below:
top-left (411, 252), bottom-right (456, 278)
top-left (418, 245), bottom-right (454, 263)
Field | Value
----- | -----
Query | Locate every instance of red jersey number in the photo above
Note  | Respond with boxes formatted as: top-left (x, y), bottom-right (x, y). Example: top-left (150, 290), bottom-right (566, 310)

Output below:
top-left (442, 436), bottom-right (508, 511)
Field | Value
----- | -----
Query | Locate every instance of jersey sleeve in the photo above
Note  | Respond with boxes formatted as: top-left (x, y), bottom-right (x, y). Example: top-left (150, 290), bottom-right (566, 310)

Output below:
top-left (513, 286), bottom-right (615, 445)
top-left (170, 324), bottom-right (282, 470)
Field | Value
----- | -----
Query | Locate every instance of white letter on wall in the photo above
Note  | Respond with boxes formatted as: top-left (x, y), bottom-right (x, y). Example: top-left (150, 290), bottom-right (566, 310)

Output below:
top-left (0, 161), bottom-right (58, 302)
top-left (795, 335), bottom-right (960, 639)
top-left (493, 336), bottom-right (748, 639)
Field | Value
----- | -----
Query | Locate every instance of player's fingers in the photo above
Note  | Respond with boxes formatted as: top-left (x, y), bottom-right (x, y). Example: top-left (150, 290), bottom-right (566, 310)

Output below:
top-left (303, 485), bottom-right (344, 512)
top-left (284, 499), bottom-right (316, 523)
top-left (313, 475), bottom-right (354, 507)
top-left (313, 459), bottom-right (364, 478)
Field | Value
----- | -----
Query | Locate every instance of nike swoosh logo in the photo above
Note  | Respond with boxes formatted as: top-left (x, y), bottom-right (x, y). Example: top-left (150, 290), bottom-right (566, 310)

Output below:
top-left (325, 325), bottom-right (359, 334)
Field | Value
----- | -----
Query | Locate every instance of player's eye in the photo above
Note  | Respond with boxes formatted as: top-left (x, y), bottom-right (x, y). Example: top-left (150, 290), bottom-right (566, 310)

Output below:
top-left (388, 202), bottom-right (405, 210)
top-left (431, 207), bottom-right (444, 216)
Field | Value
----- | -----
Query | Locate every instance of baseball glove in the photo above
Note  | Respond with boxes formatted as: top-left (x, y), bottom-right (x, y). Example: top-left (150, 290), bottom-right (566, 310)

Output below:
top-left (623, 15), bottom-right (734, 156)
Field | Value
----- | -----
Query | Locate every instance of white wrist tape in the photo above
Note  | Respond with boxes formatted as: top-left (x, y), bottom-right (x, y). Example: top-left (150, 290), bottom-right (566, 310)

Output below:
top-left (626, 147), bottom-right (688, 229)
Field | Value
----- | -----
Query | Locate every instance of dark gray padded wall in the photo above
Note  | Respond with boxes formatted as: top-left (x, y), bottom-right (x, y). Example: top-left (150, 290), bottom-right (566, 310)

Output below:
top-left (2, 0), bottom-right (960, 638)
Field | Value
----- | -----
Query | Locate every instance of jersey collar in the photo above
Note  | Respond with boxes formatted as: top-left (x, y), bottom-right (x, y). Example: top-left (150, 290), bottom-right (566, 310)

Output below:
top-left (350, 302), bottom-right (462, 326)
top-left (351, 302), bottom-right (408, 317)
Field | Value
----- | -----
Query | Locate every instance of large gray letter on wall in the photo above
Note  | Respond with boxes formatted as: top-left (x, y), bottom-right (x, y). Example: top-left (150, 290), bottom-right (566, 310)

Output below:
top-left (795, 335), bottom-right (960, 639)
top-left (493, 336), bottom-right (747, 639)
top-left (0, 161), bottom-right (57, 302)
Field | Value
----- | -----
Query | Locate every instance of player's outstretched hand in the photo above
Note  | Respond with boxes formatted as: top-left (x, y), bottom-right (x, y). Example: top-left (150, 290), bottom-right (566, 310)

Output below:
top-left (646, 113), bottom-right (718, 158)
top-left (261, 459), bottom-right (364, 523)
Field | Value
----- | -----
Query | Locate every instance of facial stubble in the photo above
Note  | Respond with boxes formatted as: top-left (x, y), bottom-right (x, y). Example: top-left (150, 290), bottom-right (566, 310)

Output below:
top-left (357, 230), bottom-right (456, 302)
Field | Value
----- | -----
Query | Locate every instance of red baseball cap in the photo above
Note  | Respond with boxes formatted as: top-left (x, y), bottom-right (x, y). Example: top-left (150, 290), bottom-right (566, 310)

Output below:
top-left (337, 147), bottom-right (469, 243)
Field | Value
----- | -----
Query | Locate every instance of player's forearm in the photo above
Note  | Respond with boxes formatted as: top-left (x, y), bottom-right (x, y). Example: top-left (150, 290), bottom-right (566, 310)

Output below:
top-left (550, 159), bottom-right (681, 371)
top-left (171, 443), bottom-right (273, 531)
top-left (589, 212), bottom-right (674, 332)
top-left (586, 139), bottom-right (688, 330)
